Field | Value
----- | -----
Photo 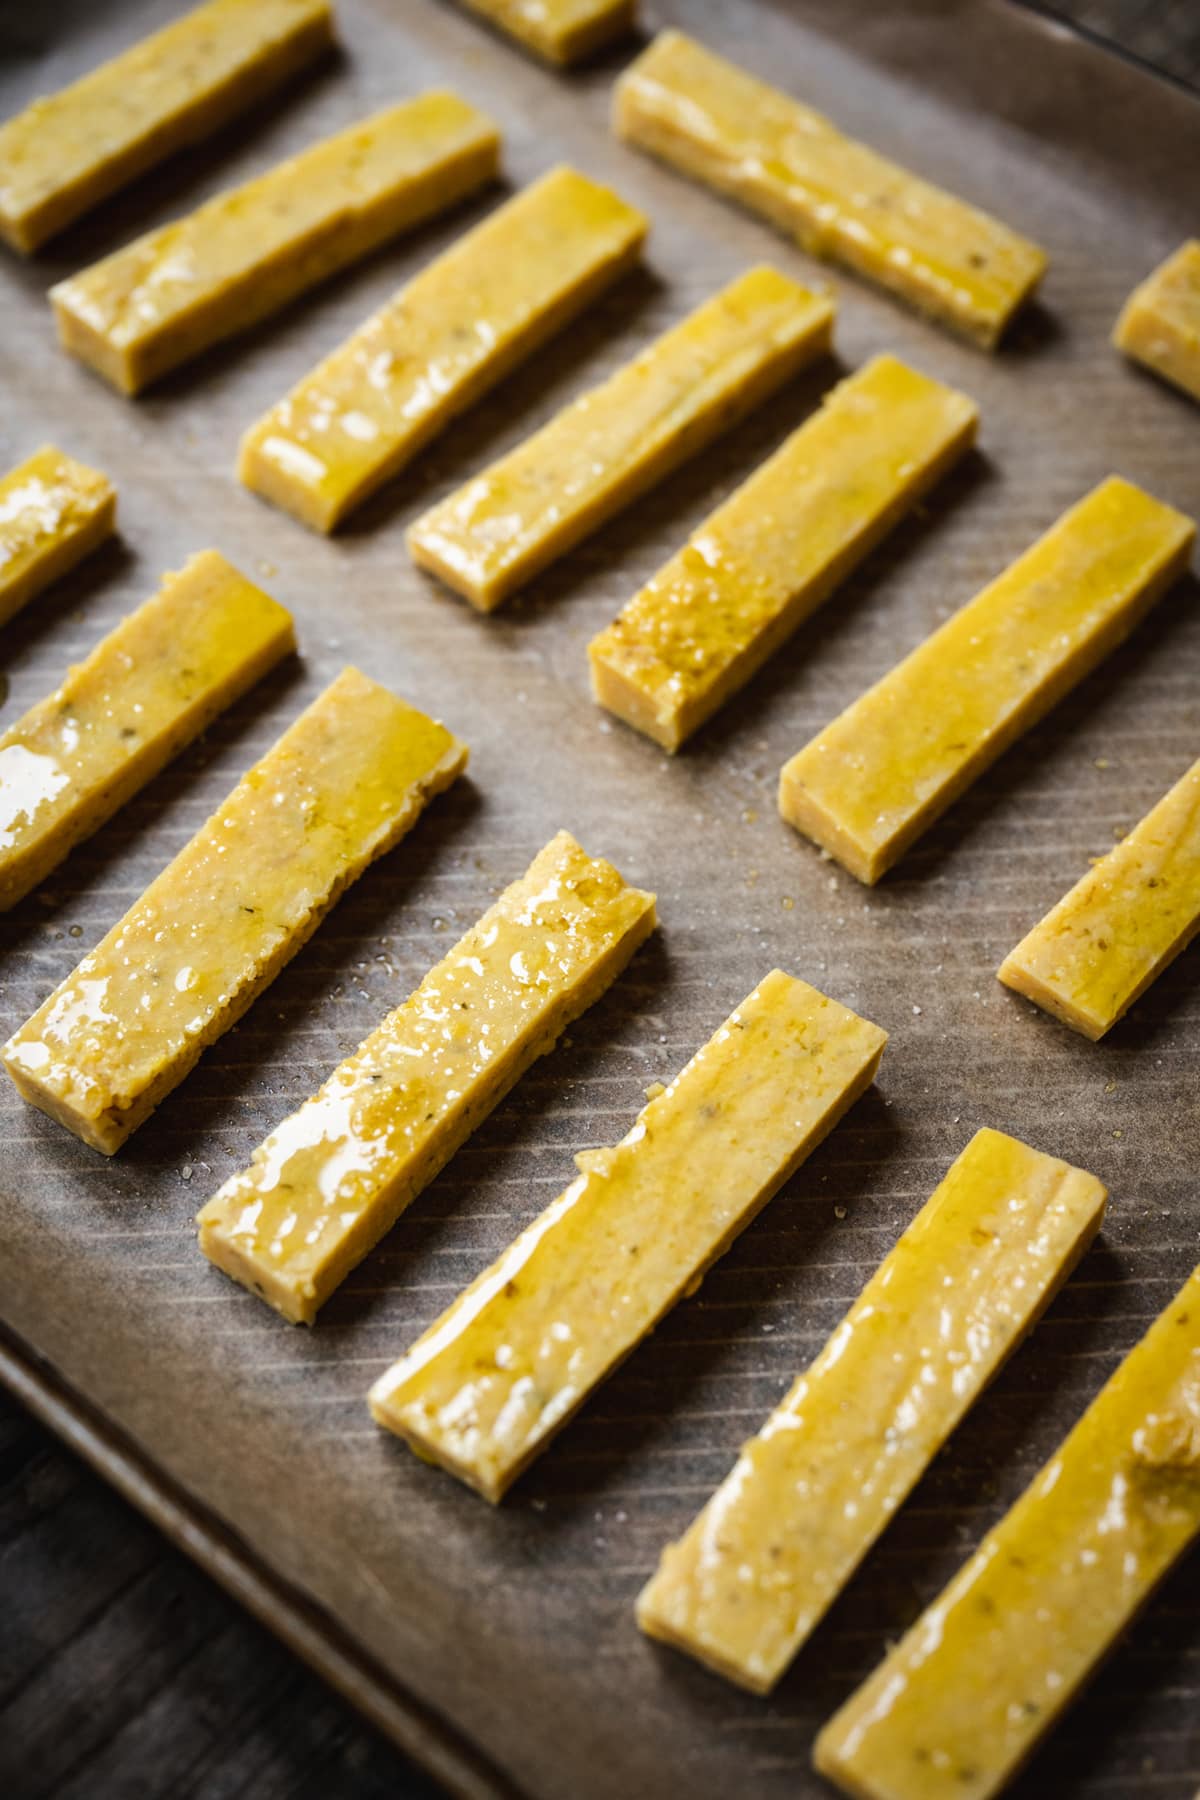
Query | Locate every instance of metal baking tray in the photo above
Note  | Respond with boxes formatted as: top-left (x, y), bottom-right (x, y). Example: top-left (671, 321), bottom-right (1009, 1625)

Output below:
top-left (1, 1), bottom-right (1197, 1794)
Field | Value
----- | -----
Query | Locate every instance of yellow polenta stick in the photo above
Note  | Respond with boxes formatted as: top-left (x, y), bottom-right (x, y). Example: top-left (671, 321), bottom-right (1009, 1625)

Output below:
top-left (999, 755), bottom-right (1200, 1040)
top-left (1114, 240), bottom-right (1200, 404)
top-left (815, 1262), bottom-right (1200, 1800)
top-left (614, 31), bottom-right (1047, 348)
top-left (452, 0), bottom-right (635, 65)
top-left (0, 0), bottom-right (335, 254)
top-left (588, 354), bottom-right (977, 750)
top-left (239, 168), bottom-right (648, 533)
top-left (780, 477), bottom-right (1195, 884)
top-left (407, 265), bottom-right (834, 608)
top-left (50, 93), bottom-right (501, 394)
top-left (0, 551), bottom-right (294, 913)
top-left (2, 670), bottom-right (466, 1154)
top-left (368, 970), bottom-right (887, 1501)
top-left (0, 446), bottom-right (116, 628)
top-left (196, 831), bottom-right (656, 1323)
top-left (637, 1127), bottom-right (1106, 1694)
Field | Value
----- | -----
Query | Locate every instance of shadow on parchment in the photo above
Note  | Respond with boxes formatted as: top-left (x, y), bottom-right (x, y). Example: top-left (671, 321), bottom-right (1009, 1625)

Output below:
top-left (765, 1237), bottom-right (1187, 1730)
top-left (0, 533), bottom-right (134, 674)
top-left (118, 774), bottom-right (486, 1172)
top-left (472, 349), bottom-right (847, 637)
top-left (339, 261), bottom-right (669, 543)
top-left (998, 296), bottom-right (1061, 362)
top-left (631, 1230), bottom-right (1194, 1763)
top-left (880, 567), bottom-right (1200, 896)
top-left (519, 1082), bottom-right (908, 1519)
top-left (134, 181), bottom-right (511, 411)
top-left (0, 656), bottom-right (305, 967)
top-left (677, 441), bottom-right (995, 767)
top-left (15, 46), bottom-right (345, 281)
top-left (316, 925), bottom-right (677, 1334)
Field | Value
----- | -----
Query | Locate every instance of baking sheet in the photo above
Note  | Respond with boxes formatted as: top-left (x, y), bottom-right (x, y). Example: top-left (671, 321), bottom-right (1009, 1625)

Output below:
top-left (0, 1), bottom-right (1197, 1795)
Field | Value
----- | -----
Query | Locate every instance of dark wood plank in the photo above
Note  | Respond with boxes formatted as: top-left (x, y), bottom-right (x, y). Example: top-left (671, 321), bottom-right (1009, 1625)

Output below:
top-left (0, 1389), bottom-right (442, 1800)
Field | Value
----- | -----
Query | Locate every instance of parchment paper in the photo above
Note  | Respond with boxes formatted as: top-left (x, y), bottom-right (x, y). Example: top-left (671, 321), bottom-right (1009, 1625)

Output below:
top-left (0, 2), bottom-right (1197, 1795)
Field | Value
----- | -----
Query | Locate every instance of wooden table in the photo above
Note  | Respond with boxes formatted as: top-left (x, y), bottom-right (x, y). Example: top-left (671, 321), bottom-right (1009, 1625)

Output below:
top-left (2, 3), bottom-right (1197, 1797)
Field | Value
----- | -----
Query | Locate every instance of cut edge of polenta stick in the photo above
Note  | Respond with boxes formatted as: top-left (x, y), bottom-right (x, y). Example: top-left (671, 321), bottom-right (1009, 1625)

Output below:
top-left (368, 969), bottom-right (887, 1502)
top-left (0, 550), bottom-right (295, 913)
top-left (454, 0), bottom-right (636, 65)
top-left (239, 166), bottom-right (649, 534)
top-left (196, 829), bottom-right (657, 1324)
top-left (614, 30), bottom-right (1047, 348)
top-left (779, 476), bottom-right (1196, 884)
top-left (1113, 239), bottom-right (1200, 405)
top-left (49, 92), bottom-right (502, 395)
top-left (999, 755), bottom-right (1200, 1040)
top-left (0, 0), bottom-right (336, 254)
top-left (588, 352), bottom-right (978, 751)
top-left (813, 1261), bottom-right (1200, 1800)
top-left (2, 670), bottom-right (468, 1154)
top-left (636, 1126), bottom-right (1107, 1695)
top-left (0, 445), bottom-right (116, 628)
top-left (406, 264), bottom-right (834, 609)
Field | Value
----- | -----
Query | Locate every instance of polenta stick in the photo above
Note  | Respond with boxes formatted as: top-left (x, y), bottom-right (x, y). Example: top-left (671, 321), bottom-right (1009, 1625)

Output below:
top-left (197, 831), bottom-right (656, 1323)
top-left (50, 93), bottom-right (501, 394)
top-left (368, 971), bottom-right (887, 1501)
top-left (1113, 240), bottom-right (1200, 405)
top-left (637, 1128), bottom-right (1106, 1693)
top-left (614, 31), bottom-right (1047, 347)
top-left (0, 446), bottom-right (116, 628)
top-left (0, 551), bottom-right (294, 912)
top-left (780, 478), bottom-right (1195, 884)
top-left (239, 168), bottom-right (648, 533)
top-left (588, 354), bottom-right (977, 750)
top-left (453, 0), bottom-right (635, 66)
top-left (815, 1263), bottom-right (1200, 1800)
top-left (407, 265), bottom-right (834, 608)
top-left (1000, 756), bottom-right (1200, 1040)
top-left (3, 671), bottom-right (467, 1153)
top-left (0, 0), bottom-right (335, 253)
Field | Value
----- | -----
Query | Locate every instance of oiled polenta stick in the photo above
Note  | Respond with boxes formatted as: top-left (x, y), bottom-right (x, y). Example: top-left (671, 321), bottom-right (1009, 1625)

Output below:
top-left (1000, 755), bottom-right (1200, 1039)
top-left (1113, 240), bottom-right (1200, 405)
top-left (588, 354), bottom-right (977, 750)
top-left (780, 478), bottom-right (1195, 884)
top-left (239, 168), bottom-right (647, 533)
top-left (453, 0), bottom-right (635, 65)
top-left (0, 0), bottom-right (335, 253)
top-left (614, 31), bottom-right (1047, 347)
top-left (637, 1128), bottom-right (1106, 1693)
top-left (368, 971), bottom-right (886, 1501)
top-left (3, 671), bottom-right (467, 1153)
top-left (0, 550), bottom-right (294, 912)
top-left (197, 832), bottom-right (656, 1323)
top-left (0, 446), bottom-right (116, 628)
top-left (815, 1263), bottom-right (1200, 1800)
top-left (50, 93), bottom-right (501, 394)
top-left (408, 265), bottom-right (834, 609)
